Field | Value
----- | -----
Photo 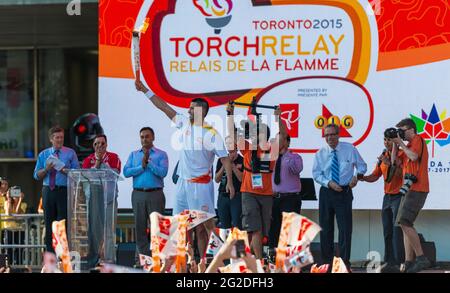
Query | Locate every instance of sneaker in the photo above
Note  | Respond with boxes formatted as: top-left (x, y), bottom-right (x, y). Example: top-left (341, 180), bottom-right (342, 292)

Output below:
top-left (400, 261), bottom-right (414, 273)
top-left (406, 256), bottom-right (431, 273)
top-left (380, 263), bottom-right (401, 273)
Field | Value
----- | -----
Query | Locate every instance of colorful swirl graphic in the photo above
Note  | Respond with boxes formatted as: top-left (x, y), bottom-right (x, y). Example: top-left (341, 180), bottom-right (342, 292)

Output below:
top-left (193, 0), bottom-right (233, 17)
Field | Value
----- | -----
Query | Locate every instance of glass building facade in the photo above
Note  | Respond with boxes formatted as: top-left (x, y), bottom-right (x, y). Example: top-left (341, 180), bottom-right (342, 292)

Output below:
top-left (0, 2), bottom-right (98, 211)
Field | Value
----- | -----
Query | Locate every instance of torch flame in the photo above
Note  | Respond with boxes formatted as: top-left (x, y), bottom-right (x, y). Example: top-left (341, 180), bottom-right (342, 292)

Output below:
top-left (193, 0), bottom-right (233, 17)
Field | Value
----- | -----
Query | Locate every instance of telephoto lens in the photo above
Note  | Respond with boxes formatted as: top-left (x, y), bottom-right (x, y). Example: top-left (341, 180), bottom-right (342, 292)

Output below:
top-left (399, 174), bottom-right (418, 195)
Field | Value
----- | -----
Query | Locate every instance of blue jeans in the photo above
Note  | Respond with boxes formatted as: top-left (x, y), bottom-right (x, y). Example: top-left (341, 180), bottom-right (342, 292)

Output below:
top-left (382, 193), bottom-right (405, 265)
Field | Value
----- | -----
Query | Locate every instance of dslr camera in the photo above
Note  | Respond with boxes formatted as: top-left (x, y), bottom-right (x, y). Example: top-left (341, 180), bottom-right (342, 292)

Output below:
top-left (384, 127), bottom-right (405, 139)
top-left (399, 173), bottom-right (418, 195)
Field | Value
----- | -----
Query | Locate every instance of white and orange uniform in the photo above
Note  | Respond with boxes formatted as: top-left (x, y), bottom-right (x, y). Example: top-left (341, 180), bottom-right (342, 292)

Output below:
top-left (172, 113), bottom-right (228, 215)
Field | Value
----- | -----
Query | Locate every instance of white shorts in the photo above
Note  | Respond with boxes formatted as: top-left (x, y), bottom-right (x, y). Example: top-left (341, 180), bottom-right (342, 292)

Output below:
top-left (173, 179), bottom-right (215, 215)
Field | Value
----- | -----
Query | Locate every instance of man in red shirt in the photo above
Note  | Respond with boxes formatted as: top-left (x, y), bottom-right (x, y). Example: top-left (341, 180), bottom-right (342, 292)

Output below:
top-left (82, 134), bottom-right (121, 268)
top-left (82, 134), bottom-right (121, 172)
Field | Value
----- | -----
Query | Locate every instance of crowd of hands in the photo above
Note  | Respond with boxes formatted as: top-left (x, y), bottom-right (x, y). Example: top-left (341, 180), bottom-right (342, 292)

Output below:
top-left (0, 243), bottom-right (260, 273)
top-left (91, 237), bottom-right (264, 274)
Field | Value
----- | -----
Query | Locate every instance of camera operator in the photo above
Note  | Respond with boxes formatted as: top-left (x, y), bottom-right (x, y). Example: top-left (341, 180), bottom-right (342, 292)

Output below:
top-left (0, 177), bottom-right (27, 266)
top-left (226, 102), bottom-right (287, 259)
top-left (361, 129), bottom-right (405, 273)
top-left (391, 118), bottom-right (430, 273)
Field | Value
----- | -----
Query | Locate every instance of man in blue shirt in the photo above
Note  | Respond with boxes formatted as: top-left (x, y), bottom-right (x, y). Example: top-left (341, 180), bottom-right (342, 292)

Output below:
top-left (33, 126), bottom-right (80, 252)
top-left (313, 124), bottom-right (367, 271)
top-left (124, 127), bottom-right (168, 258)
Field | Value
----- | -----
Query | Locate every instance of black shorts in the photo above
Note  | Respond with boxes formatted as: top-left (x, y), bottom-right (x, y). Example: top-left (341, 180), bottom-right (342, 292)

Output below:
top-left (396, 191), bottom-right (428, 227)
top-left (241, 192), bottom-right (273, 236)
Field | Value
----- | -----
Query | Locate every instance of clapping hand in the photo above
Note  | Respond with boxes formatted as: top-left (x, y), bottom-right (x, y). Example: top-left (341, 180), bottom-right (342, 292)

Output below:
top-left (142, 150), bottom-right (150, 168)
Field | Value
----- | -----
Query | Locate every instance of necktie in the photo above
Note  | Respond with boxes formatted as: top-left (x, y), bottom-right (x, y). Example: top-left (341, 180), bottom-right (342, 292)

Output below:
top-left (331, 149), bottom-right (340, 185)
top-left (274, 153), bottom-right (283, 185)
top-left (49, 149), bottom-right (60, 191)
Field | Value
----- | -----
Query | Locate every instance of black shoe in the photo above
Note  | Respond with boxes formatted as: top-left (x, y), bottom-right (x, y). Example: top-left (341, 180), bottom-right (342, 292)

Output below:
top-left (406, 256), bottom-right (431, 273)
top-left (380, 263), bottom-right (401, 273)
top-left (400, 261), bottom-right (413, 273)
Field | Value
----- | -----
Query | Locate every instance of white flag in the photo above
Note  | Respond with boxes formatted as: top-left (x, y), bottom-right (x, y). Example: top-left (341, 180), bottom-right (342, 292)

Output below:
top-left (284, 245), bottom-right (314, 271)
top-left (150, 212), bottom-right (185, 259)
top-left (332, 257), bottom-right (349, 273)
top-left (205, 232), bottom-right (224, 257)
top-left (285, 212), bottom-right (321, 245)
top-left (51, 219), bottom-right (72, 273)
top-left (178, 209), bottom-right (215, 230)
top-left (219, 260), bottom-right (248, 273)
top-left (139, 254), bottom-right (153, 272)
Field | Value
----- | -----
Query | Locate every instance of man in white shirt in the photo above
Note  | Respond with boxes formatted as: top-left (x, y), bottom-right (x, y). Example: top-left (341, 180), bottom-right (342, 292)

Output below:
top-left (312, 124), bottom-right (367, 271)
top-left (135, 80), bottom-right (235, 257)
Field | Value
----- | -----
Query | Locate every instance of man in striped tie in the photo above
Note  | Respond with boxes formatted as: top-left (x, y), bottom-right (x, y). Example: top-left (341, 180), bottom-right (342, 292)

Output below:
top-left (312, 124), bottom-right (367, 272)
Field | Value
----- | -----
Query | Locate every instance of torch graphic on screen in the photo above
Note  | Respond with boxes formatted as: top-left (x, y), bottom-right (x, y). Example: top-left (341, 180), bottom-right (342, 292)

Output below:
top-left (193, 0), bottom-right (233, 34)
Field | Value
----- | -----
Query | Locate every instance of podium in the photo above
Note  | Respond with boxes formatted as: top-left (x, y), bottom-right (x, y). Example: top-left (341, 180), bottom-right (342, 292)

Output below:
top-left (67, 169), bottom-right (120, 270)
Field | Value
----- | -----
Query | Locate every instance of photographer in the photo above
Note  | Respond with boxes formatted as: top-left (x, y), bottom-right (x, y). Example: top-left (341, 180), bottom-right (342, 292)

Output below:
top-left (0, 177), bottom-right (27, 266)
top-left (391, 118), bottom-right (430, 273)
top-left (361, 130), bottom-right (405, 273)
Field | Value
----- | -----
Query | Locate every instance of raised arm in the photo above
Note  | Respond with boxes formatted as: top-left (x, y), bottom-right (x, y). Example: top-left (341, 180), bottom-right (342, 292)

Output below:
top-left (392, 135), bottom-right (419, 162)
top-left (275, 105), bottom-right (287, 138)
top-left (135, 80), bottom-right (177, 121)
top-left (226, 102), bottom-right (246, 151)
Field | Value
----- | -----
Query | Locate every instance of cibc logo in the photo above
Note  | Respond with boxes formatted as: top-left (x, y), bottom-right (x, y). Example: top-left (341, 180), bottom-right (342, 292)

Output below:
top-left (280, 104), bottom-right (300, 138)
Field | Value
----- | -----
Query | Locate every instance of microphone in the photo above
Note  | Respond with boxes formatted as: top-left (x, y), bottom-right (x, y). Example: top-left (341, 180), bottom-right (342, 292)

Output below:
top-left (377, 149), bottom-right (387, 167)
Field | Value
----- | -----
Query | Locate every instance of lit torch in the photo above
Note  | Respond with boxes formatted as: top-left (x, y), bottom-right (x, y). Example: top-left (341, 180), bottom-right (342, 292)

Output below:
top-left (132, 18), bottom-right (150, 81)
